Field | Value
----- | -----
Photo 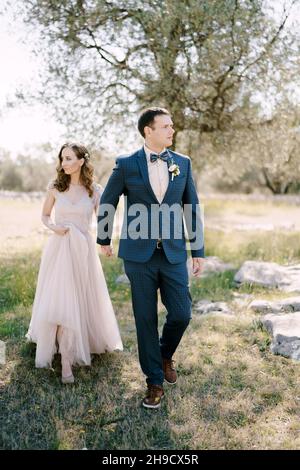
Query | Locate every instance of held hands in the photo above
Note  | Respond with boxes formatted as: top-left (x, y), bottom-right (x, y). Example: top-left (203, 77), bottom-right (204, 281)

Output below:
top-left (192, 257), bottom-right (204, 277)
top-left (101, 245), bottom-right (114, 257)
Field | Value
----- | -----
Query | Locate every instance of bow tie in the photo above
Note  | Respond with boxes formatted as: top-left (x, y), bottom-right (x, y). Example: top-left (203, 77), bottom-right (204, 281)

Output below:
top-left (150, 150), bottom-right (169, 163)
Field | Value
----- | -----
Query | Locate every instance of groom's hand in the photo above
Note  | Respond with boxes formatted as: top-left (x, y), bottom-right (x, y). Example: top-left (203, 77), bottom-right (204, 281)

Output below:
top-left (192, 257), bottom-right (204, 277)
top-left (101, 246), bottom-right (114, 257)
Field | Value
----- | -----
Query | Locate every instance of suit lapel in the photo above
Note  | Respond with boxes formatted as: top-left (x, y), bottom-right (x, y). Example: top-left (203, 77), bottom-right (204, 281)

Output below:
top-left (161, 152), bottom-right (178, 204)
top-left (136, 147), bottom-right (160, 204)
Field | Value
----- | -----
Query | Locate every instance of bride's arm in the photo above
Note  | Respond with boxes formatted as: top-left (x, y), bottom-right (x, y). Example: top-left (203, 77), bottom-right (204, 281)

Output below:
top-left (41, 190), bottom-right (69, 236)
top-left (93, 183), bottom-right (103, 215)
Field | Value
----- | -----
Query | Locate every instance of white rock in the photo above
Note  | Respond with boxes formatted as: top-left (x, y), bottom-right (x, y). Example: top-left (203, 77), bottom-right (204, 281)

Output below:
top-left (187, 256), bottom-right (234, 277)
top-left (115, 274), bottom-right (130, 285)
top-left (250, 297), bottom-right (300, 313)
top-left (194, 299), bottom-right (233, 316)
top-left (262, 312), bottom-right (300, 361)
top-left (235, 261), bottom-right (300, 292)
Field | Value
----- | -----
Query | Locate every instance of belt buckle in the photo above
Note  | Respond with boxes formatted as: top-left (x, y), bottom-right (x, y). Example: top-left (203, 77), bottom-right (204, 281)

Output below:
top-left (156, 240), bottom-right (162, 249)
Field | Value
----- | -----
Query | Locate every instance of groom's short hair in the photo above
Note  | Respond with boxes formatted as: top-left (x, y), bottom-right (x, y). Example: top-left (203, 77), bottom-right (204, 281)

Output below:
top-left (138, 107), bottom-right (170, 138)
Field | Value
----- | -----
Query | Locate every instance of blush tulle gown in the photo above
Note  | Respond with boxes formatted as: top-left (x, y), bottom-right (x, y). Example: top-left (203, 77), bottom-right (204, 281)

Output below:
top-left (26, 182), bottom-right (123, 368)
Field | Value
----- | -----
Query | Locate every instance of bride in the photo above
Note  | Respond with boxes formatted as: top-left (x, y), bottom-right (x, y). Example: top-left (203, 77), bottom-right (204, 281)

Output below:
top-left (26, 143), bottom-right (123, 383)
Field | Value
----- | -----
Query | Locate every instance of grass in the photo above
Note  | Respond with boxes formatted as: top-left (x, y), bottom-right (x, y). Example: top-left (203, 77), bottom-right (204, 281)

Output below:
top-left (1, 196), bottom-right (300, 449)
top-left (203, 196), bottom-right (300, 215)
top-left (204, 229), bottom-right (300, 265)
top-left (4, 302), bottom-right (300, 450)
top-left (0, 255), bottom-right (39, 314)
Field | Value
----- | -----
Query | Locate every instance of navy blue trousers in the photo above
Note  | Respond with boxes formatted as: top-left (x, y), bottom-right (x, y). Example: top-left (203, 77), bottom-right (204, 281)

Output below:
top-left (124, 248), bottom-right (192, 385)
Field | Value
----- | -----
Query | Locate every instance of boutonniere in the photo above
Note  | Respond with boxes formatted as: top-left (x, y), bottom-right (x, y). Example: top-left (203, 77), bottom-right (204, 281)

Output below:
top-left (168, 159), bottom-right (180, 181)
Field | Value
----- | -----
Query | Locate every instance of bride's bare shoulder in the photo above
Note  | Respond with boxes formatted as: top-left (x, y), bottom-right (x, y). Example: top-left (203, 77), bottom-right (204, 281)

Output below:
top-left (46, 180), bottom-right (58, 195)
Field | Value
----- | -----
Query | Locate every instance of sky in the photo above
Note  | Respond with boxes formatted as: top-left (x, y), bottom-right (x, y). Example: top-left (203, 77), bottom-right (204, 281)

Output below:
top-left (0, 11), bottom-right (65, 157)
top-left (0, 0), bottom-right (299, 159)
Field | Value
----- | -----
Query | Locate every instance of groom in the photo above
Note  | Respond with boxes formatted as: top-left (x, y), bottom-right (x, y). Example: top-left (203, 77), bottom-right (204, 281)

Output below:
top-left (97, 107), bottom-right (204, 409)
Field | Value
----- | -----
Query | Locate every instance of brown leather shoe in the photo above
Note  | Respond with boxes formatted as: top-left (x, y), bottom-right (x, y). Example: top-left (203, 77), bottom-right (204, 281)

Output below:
top-left (142, 384), bottom-right (164, 409)
top-left (162, 358), bottom-right (177, 384)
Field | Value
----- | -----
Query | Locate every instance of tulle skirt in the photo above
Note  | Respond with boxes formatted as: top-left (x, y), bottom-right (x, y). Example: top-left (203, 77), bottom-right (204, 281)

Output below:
top-left (26, 225), bottom-right (123, 367)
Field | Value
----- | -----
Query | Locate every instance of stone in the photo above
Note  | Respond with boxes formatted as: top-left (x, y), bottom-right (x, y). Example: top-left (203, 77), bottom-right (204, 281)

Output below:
top-left (194, 299), bottom-right (233, 316)
top-left (250, 297), bottom-right (300, 313)
top-left (187, 256), bottom-right (234, 277)
top-left (115, 274), bottom-right (130, 285)
top-left (262, 312), bottom-right (300, 361)
top-left (234, 261), bottom-right (300, 292)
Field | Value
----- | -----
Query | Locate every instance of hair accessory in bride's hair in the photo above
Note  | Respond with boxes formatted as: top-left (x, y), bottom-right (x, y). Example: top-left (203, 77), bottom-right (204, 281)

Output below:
top-left (84, 152), bottom-right (90, 161)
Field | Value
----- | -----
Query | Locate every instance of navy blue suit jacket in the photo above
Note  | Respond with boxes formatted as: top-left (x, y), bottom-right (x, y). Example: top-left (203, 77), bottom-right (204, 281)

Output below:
top-left (97, 147), bottom-right (204, 264)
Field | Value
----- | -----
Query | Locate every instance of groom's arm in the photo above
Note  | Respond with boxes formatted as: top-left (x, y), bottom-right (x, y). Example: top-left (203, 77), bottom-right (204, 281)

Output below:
top-left (97, 158), bottom-right (125, 247)
top-left (182, 158), bottom-right (205, 261)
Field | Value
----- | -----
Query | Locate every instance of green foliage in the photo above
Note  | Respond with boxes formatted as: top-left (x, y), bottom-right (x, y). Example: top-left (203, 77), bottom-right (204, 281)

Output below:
top-left (191, 271), bottom-right (236, 303)
top-left (100, 253), bottom-right (131, 305)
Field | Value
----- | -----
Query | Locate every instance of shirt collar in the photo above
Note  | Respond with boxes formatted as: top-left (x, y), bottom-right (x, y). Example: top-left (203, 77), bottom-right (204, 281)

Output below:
top-left (144, 144), bottom-right (166, 162)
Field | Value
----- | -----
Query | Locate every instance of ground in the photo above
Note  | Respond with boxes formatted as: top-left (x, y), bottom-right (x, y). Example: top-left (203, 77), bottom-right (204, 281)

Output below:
top-left (1, 192), bottom-right (300, 450)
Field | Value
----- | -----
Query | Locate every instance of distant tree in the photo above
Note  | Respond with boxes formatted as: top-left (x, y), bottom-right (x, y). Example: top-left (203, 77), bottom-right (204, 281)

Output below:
top-left (244, 105), bottom-right (300, 194)
top-left (0, 161), bottom-right (23, 191)
top-left (0, 144), bottom-right (112, 191)
top-left (188, 100), bottom-right (300, 194)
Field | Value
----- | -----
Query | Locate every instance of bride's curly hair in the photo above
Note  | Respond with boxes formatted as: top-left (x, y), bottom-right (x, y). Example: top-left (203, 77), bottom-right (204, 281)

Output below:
top-left (53, 143), bottom-right (94, 197)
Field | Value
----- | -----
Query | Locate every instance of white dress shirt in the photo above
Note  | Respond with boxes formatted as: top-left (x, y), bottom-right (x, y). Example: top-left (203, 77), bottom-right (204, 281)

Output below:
top-left (144, 144), bottom-right (170, 204)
